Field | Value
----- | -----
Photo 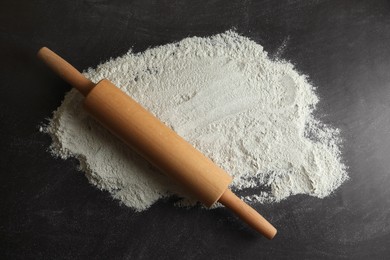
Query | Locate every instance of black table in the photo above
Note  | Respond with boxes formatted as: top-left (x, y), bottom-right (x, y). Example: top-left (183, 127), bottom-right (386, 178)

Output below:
top-left (1, 1), bottom-right (390, 259)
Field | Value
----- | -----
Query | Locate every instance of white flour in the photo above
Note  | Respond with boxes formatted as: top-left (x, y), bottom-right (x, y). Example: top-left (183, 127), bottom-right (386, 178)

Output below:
top-left (42, 31), bottom-right (348, 211)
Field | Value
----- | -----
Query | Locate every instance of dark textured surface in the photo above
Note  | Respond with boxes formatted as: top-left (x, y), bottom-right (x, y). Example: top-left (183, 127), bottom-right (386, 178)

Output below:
top-left (1, 0), bottom-right (390, 259)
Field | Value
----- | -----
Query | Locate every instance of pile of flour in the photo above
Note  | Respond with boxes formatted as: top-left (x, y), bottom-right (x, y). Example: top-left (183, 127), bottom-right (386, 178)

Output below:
top-left (42, 31), bottom-right (347, 211)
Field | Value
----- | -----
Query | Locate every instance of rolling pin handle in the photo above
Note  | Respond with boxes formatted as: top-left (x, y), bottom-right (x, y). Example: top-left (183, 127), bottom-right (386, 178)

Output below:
top-left (219, 189), bottom-right (277, 239)
top-left (37, 47), bottom-right (95, 96)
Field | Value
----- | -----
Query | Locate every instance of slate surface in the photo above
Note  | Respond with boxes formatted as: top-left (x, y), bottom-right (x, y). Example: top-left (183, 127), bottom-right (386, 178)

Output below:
top-left (1, 0), bottom-right (390, 259)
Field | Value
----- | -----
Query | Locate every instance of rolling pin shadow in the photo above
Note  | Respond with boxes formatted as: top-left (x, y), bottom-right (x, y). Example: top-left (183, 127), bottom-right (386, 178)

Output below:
top-left (37, 47), bottom-right (277, 239)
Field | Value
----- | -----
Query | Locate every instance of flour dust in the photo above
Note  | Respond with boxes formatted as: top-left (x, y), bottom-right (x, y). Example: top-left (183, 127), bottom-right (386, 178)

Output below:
top-left (42, 31), bottom-right (348, 211)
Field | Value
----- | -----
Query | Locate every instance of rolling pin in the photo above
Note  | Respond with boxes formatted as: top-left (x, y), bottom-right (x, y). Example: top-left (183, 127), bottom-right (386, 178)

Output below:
top-left (37, 47), bottom-right (277, 239)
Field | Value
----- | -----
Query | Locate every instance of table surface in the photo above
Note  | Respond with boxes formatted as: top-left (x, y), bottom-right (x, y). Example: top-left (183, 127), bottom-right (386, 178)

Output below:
top-left (1, 0), bottom-right (390, 259)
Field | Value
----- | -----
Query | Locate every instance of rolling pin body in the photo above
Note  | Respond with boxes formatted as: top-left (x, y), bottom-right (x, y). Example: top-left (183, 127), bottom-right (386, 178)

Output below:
top-left (84, 79), bottom-right (232, 207)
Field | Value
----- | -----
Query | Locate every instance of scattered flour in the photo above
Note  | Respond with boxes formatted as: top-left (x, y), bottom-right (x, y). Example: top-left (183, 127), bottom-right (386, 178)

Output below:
top-left (42, 31), bottom-right (348, 211)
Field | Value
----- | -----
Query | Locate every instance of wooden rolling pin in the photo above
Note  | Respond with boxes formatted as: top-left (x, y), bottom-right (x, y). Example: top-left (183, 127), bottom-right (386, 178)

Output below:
top-left (37, 47), bottom-right (277, 239)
